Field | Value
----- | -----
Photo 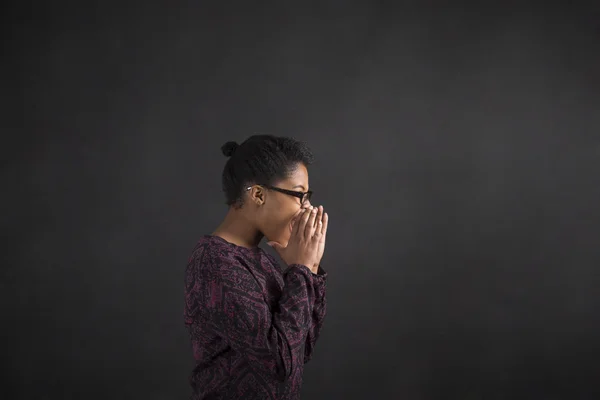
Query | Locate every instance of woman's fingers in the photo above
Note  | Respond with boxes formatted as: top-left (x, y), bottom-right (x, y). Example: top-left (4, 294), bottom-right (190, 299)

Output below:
top-left (290, 208), bottom-right (305, 236)
top-left (320, 212), bottom-right (328, 238)
top-left (305, 206), bottom-right (318, 238)
top-left (314, 208), bottom-right (326, 236)
top-left (296, 207), bottom-right (312, 237)
top-left (314, 206), bottom-right (323, 228)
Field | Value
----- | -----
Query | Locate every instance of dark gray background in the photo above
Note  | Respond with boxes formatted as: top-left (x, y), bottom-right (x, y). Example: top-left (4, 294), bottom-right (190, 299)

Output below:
top-left (4, 1), bottom-right (600, 399)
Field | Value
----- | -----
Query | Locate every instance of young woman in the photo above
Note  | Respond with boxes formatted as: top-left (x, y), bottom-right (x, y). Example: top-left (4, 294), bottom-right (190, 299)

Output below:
top-left (184, 135), bottom-right (328, 399)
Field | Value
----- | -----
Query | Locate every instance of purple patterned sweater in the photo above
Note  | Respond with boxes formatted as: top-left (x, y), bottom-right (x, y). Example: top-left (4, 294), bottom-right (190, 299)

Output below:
top-left (184, 235), bottom-right (327, 399)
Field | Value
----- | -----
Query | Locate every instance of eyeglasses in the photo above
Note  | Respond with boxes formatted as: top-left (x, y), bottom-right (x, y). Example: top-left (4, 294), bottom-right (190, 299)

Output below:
top-left (246, 184), bottom-right (313, 205)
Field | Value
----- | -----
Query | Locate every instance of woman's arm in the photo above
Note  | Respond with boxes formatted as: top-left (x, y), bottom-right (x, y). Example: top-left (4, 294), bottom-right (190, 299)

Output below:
top-left (303, 266), bottom-right (327, 363)
top-left (188, 249), bottom-right (318, 382)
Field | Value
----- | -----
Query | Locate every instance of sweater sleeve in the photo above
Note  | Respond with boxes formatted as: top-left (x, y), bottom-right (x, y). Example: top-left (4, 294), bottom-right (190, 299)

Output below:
top-left (188, 249), bottom-right (318, 382)
top-left (303, 265), bottom-right (327, 363)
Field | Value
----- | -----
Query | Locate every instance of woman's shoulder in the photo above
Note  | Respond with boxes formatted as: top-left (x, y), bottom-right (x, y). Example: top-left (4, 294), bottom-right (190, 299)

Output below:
top-left (189, 235), bottom-right (233, 266)
top-left (191, 235), bottom-right (229, 255)
top-left (187, 236), bottom-right (267, 290)
top-left (187, 235), bottom-right (260, 274)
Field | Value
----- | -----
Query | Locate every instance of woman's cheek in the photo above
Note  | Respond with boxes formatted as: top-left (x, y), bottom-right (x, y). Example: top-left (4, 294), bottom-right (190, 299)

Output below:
top-left (264, 220), bottom-right (287, 245)
top-left (284, 223), bottom-right (294, 241)
top-left (275, 221), bottom-right (292, 244)
top-left (269, 210), bottom-right (297, 244)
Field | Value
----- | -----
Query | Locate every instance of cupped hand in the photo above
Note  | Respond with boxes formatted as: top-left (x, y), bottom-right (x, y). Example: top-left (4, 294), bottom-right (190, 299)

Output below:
top-left (267, 206), bottom-right (322, 273)
top-left (313, 205), bottom-right (328, 270)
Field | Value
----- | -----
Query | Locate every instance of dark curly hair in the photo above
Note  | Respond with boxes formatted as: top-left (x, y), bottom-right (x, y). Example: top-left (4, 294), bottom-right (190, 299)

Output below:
top-left (220, 135), bottom-right (314, 207)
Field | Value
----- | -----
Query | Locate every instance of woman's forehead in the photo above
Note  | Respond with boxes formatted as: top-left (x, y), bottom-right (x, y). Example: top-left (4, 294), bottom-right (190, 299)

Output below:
top-left (282, 164), bottom-right (309, 187)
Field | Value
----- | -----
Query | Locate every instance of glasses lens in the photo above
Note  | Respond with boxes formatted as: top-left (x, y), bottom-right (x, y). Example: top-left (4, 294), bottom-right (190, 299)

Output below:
top-left (303, 192), bottom-right (312, 204)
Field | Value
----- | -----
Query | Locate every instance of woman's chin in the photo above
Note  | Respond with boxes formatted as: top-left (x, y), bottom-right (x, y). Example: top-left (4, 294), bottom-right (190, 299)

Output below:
top-left (273, 238), bottom-right (289, 248)
top-left (264, 233), bottom-right (289, 248)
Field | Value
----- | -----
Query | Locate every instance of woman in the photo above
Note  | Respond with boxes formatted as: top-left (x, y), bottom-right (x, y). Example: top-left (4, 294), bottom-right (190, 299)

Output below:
top-left (184, 134), bottom-right (329, 400)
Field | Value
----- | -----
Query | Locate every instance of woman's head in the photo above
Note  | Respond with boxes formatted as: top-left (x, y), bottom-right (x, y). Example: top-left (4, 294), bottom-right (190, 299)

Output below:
top-left (221, 135), bottom-right (315, 245)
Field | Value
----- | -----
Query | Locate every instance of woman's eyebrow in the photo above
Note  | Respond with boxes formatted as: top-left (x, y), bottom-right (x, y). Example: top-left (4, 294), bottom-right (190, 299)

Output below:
top-left (292, 185), bottom-right (306, 190)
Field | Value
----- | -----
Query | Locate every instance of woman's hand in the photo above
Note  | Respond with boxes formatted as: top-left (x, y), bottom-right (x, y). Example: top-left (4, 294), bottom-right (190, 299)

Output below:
top-left (313, 205), bottom-right (328, 271)
top-left (268, 206), bottom-right (322, 274)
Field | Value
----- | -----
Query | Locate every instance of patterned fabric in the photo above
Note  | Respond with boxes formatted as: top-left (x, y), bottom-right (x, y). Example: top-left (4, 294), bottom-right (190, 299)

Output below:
top-left (184, 235), bottom-right (327, 400)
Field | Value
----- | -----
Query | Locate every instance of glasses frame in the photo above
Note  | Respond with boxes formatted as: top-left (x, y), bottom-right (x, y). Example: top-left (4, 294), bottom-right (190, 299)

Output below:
top-left (247, 184), bottom-right (313, 205)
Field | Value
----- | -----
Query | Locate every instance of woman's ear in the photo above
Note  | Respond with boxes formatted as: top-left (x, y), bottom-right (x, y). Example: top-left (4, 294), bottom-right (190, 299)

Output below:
top-left (248, 185), bottom-right (266, 206)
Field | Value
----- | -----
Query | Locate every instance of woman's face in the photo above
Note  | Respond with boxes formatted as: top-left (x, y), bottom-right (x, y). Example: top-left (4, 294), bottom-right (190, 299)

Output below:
top-left (255, 163), bottom-right (312, 246)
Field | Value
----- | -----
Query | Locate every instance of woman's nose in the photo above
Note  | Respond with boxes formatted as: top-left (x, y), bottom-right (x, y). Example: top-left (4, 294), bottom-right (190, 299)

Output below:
top-left (302, 200), bottom-right (312, 209)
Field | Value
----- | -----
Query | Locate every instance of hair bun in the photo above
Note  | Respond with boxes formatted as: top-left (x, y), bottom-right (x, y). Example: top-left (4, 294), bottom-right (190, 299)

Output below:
top-left (221, 141), bottom-right (239, 157)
